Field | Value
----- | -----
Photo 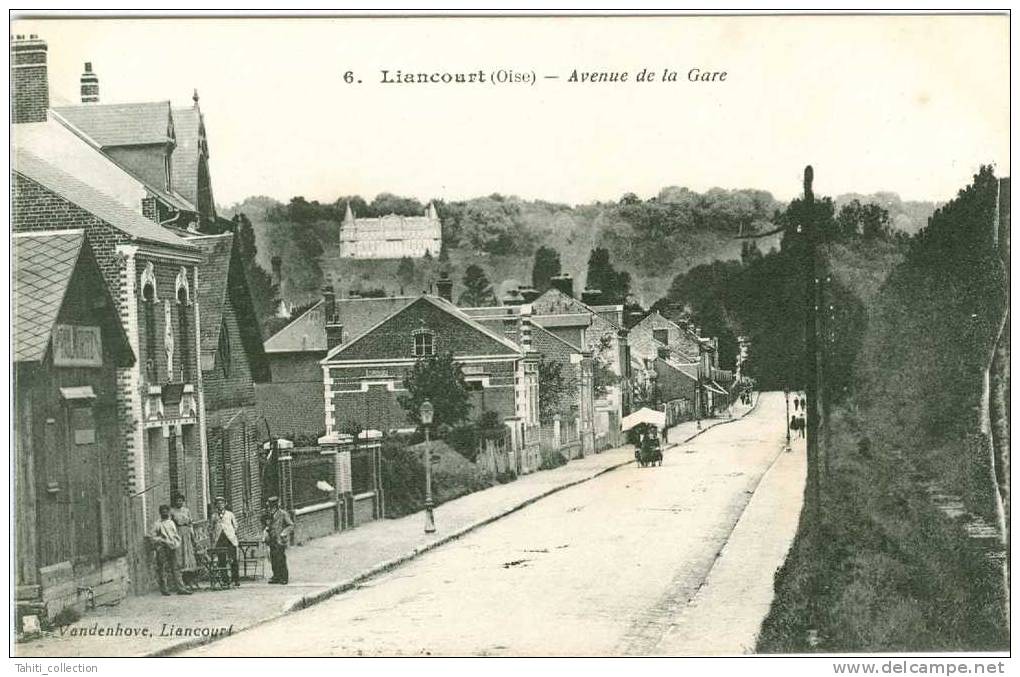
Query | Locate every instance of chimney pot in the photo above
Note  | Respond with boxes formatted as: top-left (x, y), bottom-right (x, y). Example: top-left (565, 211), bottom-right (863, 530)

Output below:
top-left (79, 60), bottom-right (99, 104)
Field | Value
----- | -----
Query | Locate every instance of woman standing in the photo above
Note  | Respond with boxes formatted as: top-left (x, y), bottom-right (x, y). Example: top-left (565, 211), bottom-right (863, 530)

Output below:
top-left (170, 492), bottom-right (200, 591)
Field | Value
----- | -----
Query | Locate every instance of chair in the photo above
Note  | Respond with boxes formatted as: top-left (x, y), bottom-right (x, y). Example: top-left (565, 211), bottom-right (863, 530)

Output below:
top-left (205, 547), bottom-right (234, 590)
top-left (237, 540), bottom-right (266, 580)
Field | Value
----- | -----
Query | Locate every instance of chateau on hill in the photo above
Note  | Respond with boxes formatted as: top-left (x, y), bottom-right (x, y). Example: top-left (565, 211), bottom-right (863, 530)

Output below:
top-left (339, 202), bottom-right (442, 259)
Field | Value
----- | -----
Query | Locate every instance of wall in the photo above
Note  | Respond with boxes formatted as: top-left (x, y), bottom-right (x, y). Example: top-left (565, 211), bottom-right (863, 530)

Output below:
top-left (105, 145), bottom-right (169, 193)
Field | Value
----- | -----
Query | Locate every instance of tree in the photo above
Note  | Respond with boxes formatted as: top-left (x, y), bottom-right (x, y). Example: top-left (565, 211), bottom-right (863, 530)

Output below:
top-left (397, 352), bottom-right (472, 428)
top-left (230, 213), bottom-right (276, 333)
top-left (397, 257), bottom-right (416, 292)
top-left (591, 333), bottom-right (620, 398)
top-left (836, 199), bottom-right (891, 240)
top-left (537, 356), bottom-right (570, 421)
top-left (531, 246), bottom-right (562, 293)
top-left (369, 192), bottom-right (424, 217)
top-left (458, 264), bottom-right (495, 306)
top-left (586, 247), bottom-right (631, 304)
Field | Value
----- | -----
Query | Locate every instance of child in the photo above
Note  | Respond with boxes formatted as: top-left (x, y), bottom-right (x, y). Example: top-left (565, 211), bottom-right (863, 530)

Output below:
top-left (151, 504), bottom-right (191, 596)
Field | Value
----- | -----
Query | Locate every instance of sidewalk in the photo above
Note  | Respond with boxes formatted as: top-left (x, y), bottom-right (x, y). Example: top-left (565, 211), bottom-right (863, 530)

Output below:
top-left (16, 397), bottom-right (758, 658)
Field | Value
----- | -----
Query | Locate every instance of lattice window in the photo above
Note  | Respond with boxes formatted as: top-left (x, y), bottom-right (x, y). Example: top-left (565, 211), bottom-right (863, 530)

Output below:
top-left (412, 329), bottom-right (435, 357)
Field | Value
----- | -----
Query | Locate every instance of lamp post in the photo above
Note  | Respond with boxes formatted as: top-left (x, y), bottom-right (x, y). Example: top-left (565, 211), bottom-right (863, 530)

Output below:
top-left (419, 400), bottom-right (436, 533)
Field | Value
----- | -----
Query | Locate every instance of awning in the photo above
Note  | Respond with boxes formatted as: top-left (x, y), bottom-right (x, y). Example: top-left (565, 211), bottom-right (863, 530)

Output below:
top-left (621, 407), bottom-right (667, 431)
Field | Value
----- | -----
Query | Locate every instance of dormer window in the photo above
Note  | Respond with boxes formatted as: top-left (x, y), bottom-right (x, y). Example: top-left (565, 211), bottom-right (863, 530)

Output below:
top-left (412, 329), bottom-right (435, 358)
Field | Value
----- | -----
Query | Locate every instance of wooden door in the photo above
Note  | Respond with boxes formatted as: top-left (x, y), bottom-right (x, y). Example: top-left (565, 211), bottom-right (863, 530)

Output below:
top-left (68, 403), bottom-right (102, 564)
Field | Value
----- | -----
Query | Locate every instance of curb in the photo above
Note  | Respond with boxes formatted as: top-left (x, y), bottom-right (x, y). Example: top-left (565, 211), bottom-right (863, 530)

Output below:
top-left (148, 394), bottom-right (763, 657)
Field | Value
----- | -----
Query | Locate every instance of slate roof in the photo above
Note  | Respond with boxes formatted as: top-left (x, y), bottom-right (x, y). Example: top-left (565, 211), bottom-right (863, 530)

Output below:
top-left (170, 106), bottom-right (207, 208)
top-left (13, 230), bottom-right (133, 366)
top-left (13, 230), bottom-right (84, 362)
top-left (189, 233), bottom-right (270, 383)
top-left (15, 116), bottom-right (195, 214)
top-left (192, 233), bottom-right (233, 356)
top-left (322, 295), bottom-right (524, 362)
top-left (13, 148), bottom-right (197, 251)
top-left (265, 297), bottom-right (417, 353)
top-left (532, 288), bottom-right (623, 330)
top-left (255, 383), bottom-right (326, 439)
top-left (52, 101), bottom-right (174, 147)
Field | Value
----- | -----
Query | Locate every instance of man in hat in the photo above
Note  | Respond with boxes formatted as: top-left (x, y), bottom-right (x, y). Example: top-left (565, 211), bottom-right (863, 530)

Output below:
top-left (208, 496), bottom-right (240, 587)
top-left (264, 496), bottom-right (294, 584)
top-left (150, 504), bottom-right (191, 596)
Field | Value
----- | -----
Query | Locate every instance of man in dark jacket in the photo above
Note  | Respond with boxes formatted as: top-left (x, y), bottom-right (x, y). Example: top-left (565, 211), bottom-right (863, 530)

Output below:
top-left (264, 496), bottom-right (294, 584)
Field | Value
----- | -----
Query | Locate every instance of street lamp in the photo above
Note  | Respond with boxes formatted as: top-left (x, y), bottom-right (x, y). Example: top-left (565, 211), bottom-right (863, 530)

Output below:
top-left (419, 400), bottom-right (436, 533)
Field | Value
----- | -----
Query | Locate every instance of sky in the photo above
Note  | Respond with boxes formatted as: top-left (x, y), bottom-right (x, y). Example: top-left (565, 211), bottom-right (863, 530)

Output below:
top-left (12, 15), bottom-right (1010, 208)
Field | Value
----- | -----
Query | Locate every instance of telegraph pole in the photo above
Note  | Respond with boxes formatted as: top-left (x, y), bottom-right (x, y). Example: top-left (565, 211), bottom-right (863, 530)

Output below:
top-left (802, 166), bottom-right (823, 513)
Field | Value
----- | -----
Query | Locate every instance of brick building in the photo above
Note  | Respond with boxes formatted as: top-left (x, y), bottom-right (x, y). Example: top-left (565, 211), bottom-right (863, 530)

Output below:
top-left (530, 278), bottom-right (631, 448)
top-left (319, 295), bottom-right (542, 472)
top-left (14, 231), bottom-right (135, 621)
top-left (260, 293), bottom-right (415, 440)
top-left (12, 35), bottom-right (212, 593)
top-left (191, 233), bottom-right (270, 539)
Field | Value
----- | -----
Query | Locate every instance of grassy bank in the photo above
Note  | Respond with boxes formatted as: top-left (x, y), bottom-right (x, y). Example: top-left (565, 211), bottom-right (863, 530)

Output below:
top-left (757, 407), bottom-right (1007, 653)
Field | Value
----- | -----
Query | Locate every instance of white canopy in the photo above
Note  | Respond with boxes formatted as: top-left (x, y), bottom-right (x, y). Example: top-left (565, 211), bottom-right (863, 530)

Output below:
top-left (621, 407), bottom-right (666, 432)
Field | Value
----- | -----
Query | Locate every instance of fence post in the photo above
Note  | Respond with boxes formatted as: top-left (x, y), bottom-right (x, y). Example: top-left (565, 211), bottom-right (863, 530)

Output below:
top-left (553, 416), bottom-right (561, 449)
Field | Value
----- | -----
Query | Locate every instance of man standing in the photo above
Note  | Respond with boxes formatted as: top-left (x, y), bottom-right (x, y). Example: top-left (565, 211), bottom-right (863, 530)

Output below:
top-left (209, 496), bottom-right (241, 587)
top-left (264, 496), bottom-right (294, 584)
top-left (151, 504), bottom-right (191, 596)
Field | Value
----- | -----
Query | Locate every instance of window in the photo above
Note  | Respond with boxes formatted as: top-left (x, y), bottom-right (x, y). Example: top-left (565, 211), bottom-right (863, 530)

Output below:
top-left (412, 330), bottom-right (435, 357)
top-left (653, 329), bottom-right (669, 345)
top-left (143, 283), bottom-right (158, 382)
top-left (168, 428), bottom-right (180, 497)
top-left (218, 321), bottom-right (232, 377)
top-left (178, 289), bottom-right (191, 382)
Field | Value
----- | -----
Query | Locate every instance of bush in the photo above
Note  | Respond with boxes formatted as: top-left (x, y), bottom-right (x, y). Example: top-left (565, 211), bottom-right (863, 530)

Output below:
top-left (447, 424), bottom-right (479, 462)
top-left (539, 448), bottom-right (568, 471)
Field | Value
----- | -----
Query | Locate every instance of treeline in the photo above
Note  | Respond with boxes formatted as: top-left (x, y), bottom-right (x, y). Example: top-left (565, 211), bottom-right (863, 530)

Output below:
top-left (758, 166), bottom-right (1008, 652)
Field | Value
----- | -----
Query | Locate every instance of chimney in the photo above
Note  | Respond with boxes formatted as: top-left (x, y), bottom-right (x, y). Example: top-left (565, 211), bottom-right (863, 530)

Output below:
top-left (11, 35), bottom-right (49, 124)
top-left (520, 307), bottom-right (534, 352)
top-left (80, 61), bottom-right (99, 103)
top-left (502, 288), bottom-right (525, 307)
top-left (323, 287), bottom-right (343, 350)
top-left (581, 288), bottom-right (602, 306)
top-left (271, 256), bottom-right (283, 289)
top-left (550, 273), bottom-right (574, 298)
top-left (519, 287), bottom-right (540, 303)
top-left (436, 271), bottom-right (453, 303)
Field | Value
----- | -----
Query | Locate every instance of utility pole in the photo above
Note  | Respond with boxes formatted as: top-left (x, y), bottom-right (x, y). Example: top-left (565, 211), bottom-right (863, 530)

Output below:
top-left (802, 166), bottom-right (823, 514)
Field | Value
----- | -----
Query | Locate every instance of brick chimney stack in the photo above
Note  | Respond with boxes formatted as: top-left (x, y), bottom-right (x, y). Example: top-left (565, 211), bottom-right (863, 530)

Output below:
top-left (550, 273), bottom-right (574, 298)
top-left (323, 286), bottom-right (344, 351)
top-left (80, 61), bottom-right (99, 103)
top-left (11, 35), bottom-right (49, 124)
top-left (581, 288), bottom-right (603, 306)
top-left (436, 271), bottom-right (453, 303)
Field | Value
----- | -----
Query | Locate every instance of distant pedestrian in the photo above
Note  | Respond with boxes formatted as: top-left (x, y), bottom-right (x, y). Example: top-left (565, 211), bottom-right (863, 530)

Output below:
top-left (150, 504), bottom-right (191, 596)
top-left (793, 397), bottom-right (800, 411)
top-left (264, 496), bottom-right (294, 584)
top-left (209, 496), bottom-right (241, 587)
top-left (798, 414), bottom-right (806, 438)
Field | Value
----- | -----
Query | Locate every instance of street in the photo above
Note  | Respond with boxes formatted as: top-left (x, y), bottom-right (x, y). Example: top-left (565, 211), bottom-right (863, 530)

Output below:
top-left (185, 392), bottom-right (805, 656)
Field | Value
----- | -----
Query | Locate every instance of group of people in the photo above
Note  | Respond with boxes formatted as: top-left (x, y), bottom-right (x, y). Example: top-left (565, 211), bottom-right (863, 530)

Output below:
top-left (149, 493), bottom-right (295, 596)
top-left (789, 393), bottom-right (807, 439)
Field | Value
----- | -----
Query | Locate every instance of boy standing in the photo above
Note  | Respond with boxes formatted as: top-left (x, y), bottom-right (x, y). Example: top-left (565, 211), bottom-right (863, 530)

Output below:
top-left (151, 504), bottom-right (191, 596)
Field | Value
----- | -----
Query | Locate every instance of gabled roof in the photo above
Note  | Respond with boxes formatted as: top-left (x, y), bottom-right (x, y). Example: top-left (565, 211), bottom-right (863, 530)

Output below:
top-left (323, 295), bottom-right (523, 362)
top-left (52, 101), bottom-right (174, 147)
top-left (13, 148), bottom-right (197, 252)
top-left (264, 296), bottom-right (418, 353)
top-left (13, 230), bottom-right (132, 364)
top-left (170, 105), bottom-right (209, 209)
top-left (14, 117), bottom-right (196, 215)
top-left (189, 233), bottom-right (270, 382)
top-left (531, 322), bottom-right (586, 354)
top-left (532, 288), bottom-right (623, 330)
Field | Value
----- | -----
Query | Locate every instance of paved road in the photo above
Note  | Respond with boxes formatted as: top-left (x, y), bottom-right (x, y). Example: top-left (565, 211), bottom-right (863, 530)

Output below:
top-left (187, 392), bottom-right (804, 657)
